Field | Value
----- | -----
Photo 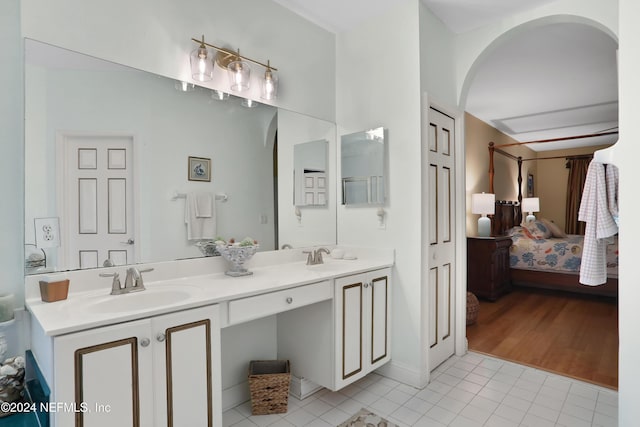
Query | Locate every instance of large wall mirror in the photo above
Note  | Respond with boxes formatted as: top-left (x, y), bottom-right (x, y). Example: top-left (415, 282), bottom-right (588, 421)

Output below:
top-left (24, 39), bottom-right (337, 275)
top-left (341, 127), bottom-right (387, 205)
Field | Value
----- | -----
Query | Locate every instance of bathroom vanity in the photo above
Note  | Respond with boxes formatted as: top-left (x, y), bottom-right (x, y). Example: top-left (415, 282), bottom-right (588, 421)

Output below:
top-left (25, 247), bottom-right (393, 427)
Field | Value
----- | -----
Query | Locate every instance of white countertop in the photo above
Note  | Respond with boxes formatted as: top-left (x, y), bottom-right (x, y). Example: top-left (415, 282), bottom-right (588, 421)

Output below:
top-left (26, 247), bottom-right (394, 336)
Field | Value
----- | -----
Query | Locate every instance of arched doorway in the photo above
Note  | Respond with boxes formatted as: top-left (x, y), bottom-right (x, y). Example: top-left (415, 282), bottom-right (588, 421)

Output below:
top-left (459, 16), bottom-right (619, 388)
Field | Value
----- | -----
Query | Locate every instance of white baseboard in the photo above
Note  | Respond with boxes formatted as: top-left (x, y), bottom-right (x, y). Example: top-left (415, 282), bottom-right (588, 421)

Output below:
top-left (375, 360), bottom-right (429, 389)
top-left (222, 381), bottom-right (249, 412)
top-left (289, 375), bottom-right (323, 400)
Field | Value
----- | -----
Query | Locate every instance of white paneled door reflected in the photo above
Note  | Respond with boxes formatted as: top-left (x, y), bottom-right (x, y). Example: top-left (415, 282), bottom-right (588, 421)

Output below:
top-left (426, 107), bottom-right (456, 371)
top-left (60, 135), bottom-right (135, 270)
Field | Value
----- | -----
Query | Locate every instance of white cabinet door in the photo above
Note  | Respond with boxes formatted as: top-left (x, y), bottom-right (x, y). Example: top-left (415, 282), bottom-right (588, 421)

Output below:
top-left (52, 305), bottom-right (221, 427)
top-left (152, 305), bottom-right (221, 427)
top-left (369, 273), bottom-right (390, 367)
top-left (335, 268), bottom-right (391, 389)
top-left (53, 319), bottom-right (154, 427)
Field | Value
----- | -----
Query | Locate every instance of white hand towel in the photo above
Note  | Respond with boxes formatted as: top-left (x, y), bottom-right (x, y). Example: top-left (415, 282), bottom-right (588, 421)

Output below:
top-left (185, 192), bottom-right (216, 241)
top-left (195, 192), bottom-right (213, 218)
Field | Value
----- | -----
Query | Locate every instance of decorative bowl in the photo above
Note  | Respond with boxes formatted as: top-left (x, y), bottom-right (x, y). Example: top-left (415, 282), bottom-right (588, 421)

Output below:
top-left (195, 241), bottom-right (220, 257)
top-left (216, 244), bottom-right (259, 276)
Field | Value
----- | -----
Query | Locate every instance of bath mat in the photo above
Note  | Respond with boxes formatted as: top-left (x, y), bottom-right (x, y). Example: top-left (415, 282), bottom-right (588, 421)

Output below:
top-left (337, 408), bottom-right (399, 427)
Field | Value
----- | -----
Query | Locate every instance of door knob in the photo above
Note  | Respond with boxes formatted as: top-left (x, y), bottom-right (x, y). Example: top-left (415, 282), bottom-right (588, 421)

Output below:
top-left (140, 338), bottom-right (150, 347)
top-left (156, 333), bottom-right (166, 342)
top-left (286, 297), bottom-right (293, 304)
top-left (363, 282), bottom-right (370, 288)
top-left (121, 238), bottom-right (135, 245)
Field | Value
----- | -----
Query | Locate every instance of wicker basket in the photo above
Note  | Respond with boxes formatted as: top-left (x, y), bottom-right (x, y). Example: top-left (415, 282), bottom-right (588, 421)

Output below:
top-left (466, 292), bottom-right (480, 325)
top-left (248, 360), bottom-right (290, 415)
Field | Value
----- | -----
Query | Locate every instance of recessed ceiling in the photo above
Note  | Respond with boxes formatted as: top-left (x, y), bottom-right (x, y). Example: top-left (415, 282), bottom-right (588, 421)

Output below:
top-left (465, 22), bottom-right (618, 151)
top-left (274, 0), bottom-right (618, 152)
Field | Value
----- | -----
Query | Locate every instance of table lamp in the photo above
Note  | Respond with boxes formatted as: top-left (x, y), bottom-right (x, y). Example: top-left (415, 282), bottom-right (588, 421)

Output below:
top-left (522, 197), bottom-right (540, 223)
top-left (471, 193), bottom-right (495, 237)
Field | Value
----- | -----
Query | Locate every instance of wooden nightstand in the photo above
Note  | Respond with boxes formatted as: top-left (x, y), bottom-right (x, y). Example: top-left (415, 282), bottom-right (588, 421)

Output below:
top-left (467, 236), bottom-right (512, 301)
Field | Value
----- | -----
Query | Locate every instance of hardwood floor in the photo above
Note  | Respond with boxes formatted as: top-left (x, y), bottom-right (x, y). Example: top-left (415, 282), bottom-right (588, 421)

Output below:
top-left (466, 287), bottom-right (618, 389)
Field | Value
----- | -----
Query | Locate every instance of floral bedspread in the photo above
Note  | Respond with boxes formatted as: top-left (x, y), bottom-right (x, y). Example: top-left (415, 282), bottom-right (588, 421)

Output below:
top-left (508, 228), bottom-right (618, 276)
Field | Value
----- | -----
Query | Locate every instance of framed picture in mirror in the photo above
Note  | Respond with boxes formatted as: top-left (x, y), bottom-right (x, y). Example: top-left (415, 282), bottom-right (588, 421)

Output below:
top-left (188, 156), bottom-right (211, 182)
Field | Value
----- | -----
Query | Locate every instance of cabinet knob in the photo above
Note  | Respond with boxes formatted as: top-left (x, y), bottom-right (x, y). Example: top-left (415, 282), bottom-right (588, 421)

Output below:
top-left (286, 297), bottom-right (293, 304)
top-left (140, 338), bottom-right (150, 347)
top-left (156, 333), bottom-right (166, 342)
top-left (364, 282), bottom-right (369, 288)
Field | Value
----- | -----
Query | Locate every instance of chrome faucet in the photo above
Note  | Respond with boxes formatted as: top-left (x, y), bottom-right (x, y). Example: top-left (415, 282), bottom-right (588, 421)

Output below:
top-left (124, 267), bottom-right (154, 292)
top-left (314, 247), bottom-right (330, 264)
top-left (303, 247), bottom-right (331, 265)
top-left (99, 267), bottom-right (154, 295)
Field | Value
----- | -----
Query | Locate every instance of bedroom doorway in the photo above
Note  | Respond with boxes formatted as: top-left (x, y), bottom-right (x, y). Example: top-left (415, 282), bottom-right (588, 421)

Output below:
top-left (459, 18), bottom-right (619, 388)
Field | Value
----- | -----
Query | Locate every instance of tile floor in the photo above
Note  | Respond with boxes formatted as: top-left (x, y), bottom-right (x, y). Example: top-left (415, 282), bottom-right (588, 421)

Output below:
top-left (223, 352), bottom-right (618, 427)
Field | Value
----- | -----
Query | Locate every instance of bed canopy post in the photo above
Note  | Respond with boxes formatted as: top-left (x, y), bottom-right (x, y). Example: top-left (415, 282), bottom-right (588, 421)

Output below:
top-left (517, 157), bottom-right (523, 206)
top-left (489, 142), bottom-right (495, 193)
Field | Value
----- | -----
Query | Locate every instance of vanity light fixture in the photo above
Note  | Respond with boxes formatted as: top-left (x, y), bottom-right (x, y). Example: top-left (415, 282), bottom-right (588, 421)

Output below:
top-left (190, 36), bottom-right (278, 95)
top-left (241, 98), bottom-right (259, 108)
top-left (211, 89), bottom-right (229, 101)
top-left (471, 192), bottom-right (495, 237)
top-left (261, 61), bottom-right (278, 100)
top-left (190, 36), bottom-right (214, 82)
top-left (228, 50), bottom-right (251, 91)
top-left (522, 197), bottom-right (540, 223)
top-left (175, 81), bottom-right (196, 92)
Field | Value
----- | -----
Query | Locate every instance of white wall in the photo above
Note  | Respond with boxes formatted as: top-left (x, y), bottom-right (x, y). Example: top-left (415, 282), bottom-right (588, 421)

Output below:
top-left (278, 110), bottom-right (337, 248)
top-left (25, 62), bottom-right (277, 268)
top-left (336, 0), bottom-right (425, 385)
top-left (617, 0), bottom-right (639, 423)
top-left (0, 0), bottom-right (24, 314)
top-left (21, 0), bottom-right (336, 122)
top-left (455, 1), bottom-right (617, 107)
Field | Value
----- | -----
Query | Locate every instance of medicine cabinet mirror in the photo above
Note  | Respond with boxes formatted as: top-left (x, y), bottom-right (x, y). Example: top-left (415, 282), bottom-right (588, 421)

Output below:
top-left (341, 127), bottom-right (387, 205)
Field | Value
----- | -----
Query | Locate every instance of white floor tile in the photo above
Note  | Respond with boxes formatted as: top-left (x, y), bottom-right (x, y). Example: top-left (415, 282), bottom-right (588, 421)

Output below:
top-left (485, 413), bottom-right (520, 427)
top-left (318, 407), bottom-right (350, 426)
top-left (425, 404), bottom-right (458, 424)
top-left (224, 351), bottom-right (617, 427)
top-left (450, 414), bottom-right (484, 427)
top-left (224, 408), bottom-right (246, 427)
top-left (390, 405), bottom-right (422, 425)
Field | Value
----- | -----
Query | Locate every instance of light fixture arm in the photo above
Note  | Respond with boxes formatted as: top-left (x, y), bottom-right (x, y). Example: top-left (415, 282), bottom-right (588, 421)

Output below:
top-left (191, 36), bottom-right (277, 71)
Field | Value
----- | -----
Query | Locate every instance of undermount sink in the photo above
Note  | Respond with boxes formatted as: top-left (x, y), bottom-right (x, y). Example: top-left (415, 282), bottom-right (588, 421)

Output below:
top-left (80, 285), bottom-right (197, 314)
top-left (305, 262), bottom-right (345, 272)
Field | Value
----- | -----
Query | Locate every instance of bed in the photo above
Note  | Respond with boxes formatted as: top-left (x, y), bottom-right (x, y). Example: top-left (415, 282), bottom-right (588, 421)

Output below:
top-left (487, 143), bottom-right (618, 298)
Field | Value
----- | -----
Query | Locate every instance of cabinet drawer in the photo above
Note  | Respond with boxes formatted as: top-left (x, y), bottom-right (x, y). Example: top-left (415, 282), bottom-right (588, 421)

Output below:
top-left (228, 281), bottom-right (332, 325)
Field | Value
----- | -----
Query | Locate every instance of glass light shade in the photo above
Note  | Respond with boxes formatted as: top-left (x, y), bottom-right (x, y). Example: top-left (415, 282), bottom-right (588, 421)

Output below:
top-left (471, 193), bottom-right (495, 215)
top-left (521, 197), bottom-right (540, 214)
top-left (241, 98), bottom-right (259, 108)
top-left (211, 89), bottom-right (229, 101)
top-left (190, 45), bottom-right (213, 82)
top-left (261, 68), bottom-right (278, 100)
top-left (228, 60), bottom-right (251, 91)
top-left (175, 81), bottom-right (195, 92)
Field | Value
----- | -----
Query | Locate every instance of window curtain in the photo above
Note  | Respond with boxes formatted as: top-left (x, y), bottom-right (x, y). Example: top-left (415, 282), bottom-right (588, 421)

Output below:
top-left (565, 157), bottom-right (591, 234)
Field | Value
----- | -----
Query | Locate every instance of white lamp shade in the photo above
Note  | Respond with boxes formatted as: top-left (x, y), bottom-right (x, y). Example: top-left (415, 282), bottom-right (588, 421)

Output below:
top-left (471, 193), bottom-right (495, 215)
top-left (522, 197), bottom-right (540, 213)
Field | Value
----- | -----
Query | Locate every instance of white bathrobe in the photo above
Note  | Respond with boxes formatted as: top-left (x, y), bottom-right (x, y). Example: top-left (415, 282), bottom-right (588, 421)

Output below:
top-left (578, 162), bottom-right (618, 285)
